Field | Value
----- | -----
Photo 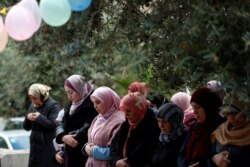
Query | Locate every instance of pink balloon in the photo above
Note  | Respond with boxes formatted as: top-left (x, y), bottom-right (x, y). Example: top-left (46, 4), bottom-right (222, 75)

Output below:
top-left (0, 17), bottom-right (8, 52)
top-left (5, 5), bottom-right (36, 41)
top-left (18, 0), bottom-right (42, 32)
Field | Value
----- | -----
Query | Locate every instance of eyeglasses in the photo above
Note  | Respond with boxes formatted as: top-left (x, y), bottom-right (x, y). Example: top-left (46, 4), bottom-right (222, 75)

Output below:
top-left (225, 111), bottom-right (239, 117)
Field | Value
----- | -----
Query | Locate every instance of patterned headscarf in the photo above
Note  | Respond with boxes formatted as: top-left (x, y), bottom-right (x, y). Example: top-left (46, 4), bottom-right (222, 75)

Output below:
top-left (120, 92), bottom-right (148, 127)
top-left (90, 86), bottom-right (121, 117)
top-left (28, 83), bottom-right (51, 101)
top-left (157, 103), bottom-right (184, 142)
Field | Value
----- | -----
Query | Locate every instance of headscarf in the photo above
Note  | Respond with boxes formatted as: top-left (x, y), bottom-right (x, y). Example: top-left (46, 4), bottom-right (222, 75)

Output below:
top-left (171, 92), bottom-right (195, 131)
top-left (120, 92), bottom-right (148, 127)
top-left (185, 87), bottom-right (224, 161)
top-left (206, 80), bottom-right (226, 101)
top-left (65, 74), bottom-right (94, 114)
top-left (128, 82), bottom-right (149, 95)
top-left (212, 93), bottom-right (250, 146)
top-left (157, 103), bottom-right (184, 142)
top-left (191, 87), bottom-right (222, 122)
top-left (90, 86), bottom-right (121, 117)
top-left (171, 92), bottom-right (194, 117)
top-left (28, 83), bottom-right (51, 101)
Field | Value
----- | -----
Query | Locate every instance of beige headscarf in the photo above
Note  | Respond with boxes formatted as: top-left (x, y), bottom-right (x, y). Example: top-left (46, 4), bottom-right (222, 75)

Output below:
top-left (28, 83), bottom-right (51, 101)
top-left (211, 93), bottom-right (250, 146)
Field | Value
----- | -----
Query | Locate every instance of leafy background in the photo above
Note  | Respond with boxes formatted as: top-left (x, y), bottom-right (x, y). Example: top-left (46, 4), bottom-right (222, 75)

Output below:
top-left (0, 0), bottom-right (249, 117)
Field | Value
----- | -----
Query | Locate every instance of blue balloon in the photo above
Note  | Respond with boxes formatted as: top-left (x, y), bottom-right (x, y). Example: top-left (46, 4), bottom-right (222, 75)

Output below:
top-left (68, 0), bottom-right (93, 12)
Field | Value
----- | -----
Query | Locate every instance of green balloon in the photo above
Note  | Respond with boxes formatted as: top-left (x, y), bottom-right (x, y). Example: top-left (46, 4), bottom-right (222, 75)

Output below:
top-left (40, 0), bottom-right (71, 27)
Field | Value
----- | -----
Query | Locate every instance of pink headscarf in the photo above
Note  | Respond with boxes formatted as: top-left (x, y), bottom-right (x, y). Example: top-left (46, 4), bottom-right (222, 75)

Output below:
top-left (171, 92), bottom-right (193, 117)
top-left (65, 74), bottom-right (94, 114)
top-left (90, 86), bottom-right (121, 116)
top-left (128, 82), bottom-right (149, 95)
top-left (171, 92), bottom-right (195, 131)
top-left (120, 92), bottom-right (148, 127)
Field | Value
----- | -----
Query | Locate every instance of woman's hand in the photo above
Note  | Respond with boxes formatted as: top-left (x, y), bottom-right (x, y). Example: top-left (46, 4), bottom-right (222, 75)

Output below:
top-left (85, 143), bottom-right (94, 156)
top-left (62, 134), bottom-right (78, 147)
top-left (27, 112), bottom-right (40, 121)
top-left (212, 151), bottom-right (230, 167)
top-left (55, 151), bottom-right (64, 164)
top-left (116, 158), bottom-right (131, 167)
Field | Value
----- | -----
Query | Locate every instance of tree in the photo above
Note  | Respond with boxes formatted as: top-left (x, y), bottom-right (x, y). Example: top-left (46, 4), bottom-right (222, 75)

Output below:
top-left (0, 0), bottom-right (249, 116)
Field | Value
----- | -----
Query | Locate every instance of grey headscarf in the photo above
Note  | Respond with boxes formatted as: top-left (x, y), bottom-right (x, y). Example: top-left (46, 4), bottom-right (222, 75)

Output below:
top-left (157, 103), bottom-right (184, 142)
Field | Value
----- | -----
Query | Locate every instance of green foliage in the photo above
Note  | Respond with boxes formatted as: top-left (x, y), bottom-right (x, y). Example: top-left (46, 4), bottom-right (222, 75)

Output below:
top-left (0, 0), bottom-right (250, 116)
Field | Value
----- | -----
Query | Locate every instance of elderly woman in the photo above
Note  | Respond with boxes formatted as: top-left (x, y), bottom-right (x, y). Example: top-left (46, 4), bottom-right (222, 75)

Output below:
top-left (177, 87), bottom-right (225, 167)
top-left (151, 103), bottom-right (185, 167)
top-left (23, 83), bottom-right (61, 167)
top-left (109, 92), bottom-right (160, 167)
top-left (208, 93), bottom-right (250, 167)
top-left (83, 86), bottom-right (125, 167)
top-left (55, 74), bottom-right (98, 167)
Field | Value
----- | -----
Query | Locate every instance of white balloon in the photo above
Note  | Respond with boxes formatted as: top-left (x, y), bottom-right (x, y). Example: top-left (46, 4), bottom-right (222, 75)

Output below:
top-left (18, 0), bottom-right (42, 32)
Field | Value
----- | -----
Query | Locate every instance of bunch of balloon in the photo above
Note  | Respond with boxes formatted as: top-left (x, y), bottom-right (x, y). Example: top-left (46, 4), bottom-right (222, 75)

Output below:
top-left (0, 16), bottom-right (8, 52)
top-left (5, 0), bottom-right (41, 41)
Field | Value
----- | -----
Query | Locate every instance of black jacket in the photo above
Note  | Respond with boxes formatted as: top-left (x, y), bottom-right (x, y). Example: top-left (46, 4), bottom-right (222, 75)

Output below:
top-left (23, 97), bottom-right (61, 167)
top-left (55, 93), bottom-right (97, 167)
top-left (109, 109), bottom-right (160, 167)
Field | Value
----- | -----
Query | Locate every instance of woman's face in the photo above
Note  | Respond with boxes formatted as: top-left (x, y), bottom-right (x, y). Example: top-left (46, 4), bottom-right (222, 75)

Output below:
top-left (91, 96), bottom-right (105, 115)
top-left (123, 108), bottom-right (140, 123)
top-left (226, 111), bottom-right (246, 127)
top-left (191, 102), bottom-right (206, 123)
top-left (29, 95), bottom-right (43, 108)
top-left (157, 118), bottom-right (172, 133)
top-left (64, 85), bottom-right (81, 103)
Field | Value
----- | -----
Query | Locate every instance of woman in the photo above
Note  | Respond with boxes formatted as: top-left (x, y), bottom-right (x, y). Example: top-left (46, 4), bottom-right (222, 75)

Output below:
top-left (128, 81), bottom-right (149, 95)
top-left (55, 74), bottom-right (98, 167)
top-left (177, 87), bottom-right (224, 167)
top-left (109, 92), bottom-right (160, 167)
top-left (171, 92), bottom-right (196, 131)
top-left (83, 86), bottom-right (125, 167)
top-left (151, 103), bottom-right (185, 167)
top-left (23, 83), bottom-right (61, 167)
top-left (208, 93), bottom-right (250, 167)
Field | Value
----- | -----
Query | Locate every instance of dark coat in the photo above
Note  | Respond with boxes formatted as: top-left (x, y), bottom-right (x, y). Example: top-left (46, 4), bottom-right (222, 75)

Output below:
top-left (109, 109), bottom-right (160, 167)
top-left (150, 134), bottom-right (185, 167)
top-left (23, 97), bottom-right (61, 167)
top-left (207, 140), bottom-right (250, 167)
top-left (55, 93), bottom-right (98, 167)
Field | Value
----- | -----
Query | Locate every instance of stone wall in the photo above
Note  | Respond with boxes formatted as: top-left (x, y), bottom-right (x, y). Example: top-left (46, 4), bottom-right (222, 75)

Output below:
top-left (0, 149), bottom-right (29, 167)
